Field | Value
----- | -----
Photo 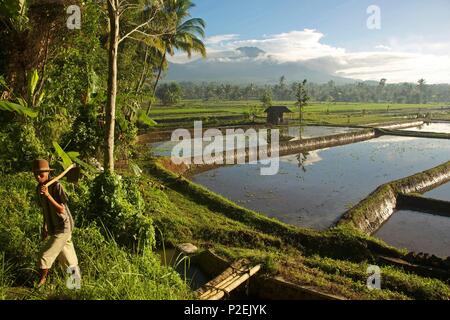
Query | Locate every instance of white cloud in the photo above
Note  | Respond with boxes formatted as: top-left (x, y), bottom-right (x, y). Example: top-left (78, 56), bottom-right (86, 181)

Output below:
top-left (168, 30), bottom-right (450, 83)
top-left (232, 29), bottom-right (346, 62)
top-left (374, 45), bottom-right (392, 51)
top-left (205, 34), bottom-right (240, 45)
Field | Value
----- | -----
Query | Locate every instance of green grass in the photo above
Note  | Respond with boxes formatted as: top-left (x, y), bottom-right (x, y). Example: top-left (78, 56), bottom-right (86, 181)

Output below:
top-left (303, 255), bottom-right (450, 300)
top-left (142, 99), bottom-right (448, 129)
top-left (0, 172), bottom-right (193, 300)
top-left (148, 100), bottom-right (444, 117)
top-left (148, 100), bottom-right (445, 117)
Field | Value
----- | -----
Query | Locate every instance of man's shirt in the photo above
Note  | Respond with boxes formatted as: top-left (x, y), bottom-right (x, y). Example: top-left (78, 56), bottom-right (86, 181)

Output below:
top-left (36, 181), bottom-right (74, 235)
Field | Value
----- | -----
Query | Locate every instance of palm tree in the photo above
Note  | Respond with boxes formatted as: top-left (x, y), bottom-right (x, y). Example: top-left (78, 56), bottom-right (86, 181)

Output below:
top-left (146, 0), bottom-right (206, 114)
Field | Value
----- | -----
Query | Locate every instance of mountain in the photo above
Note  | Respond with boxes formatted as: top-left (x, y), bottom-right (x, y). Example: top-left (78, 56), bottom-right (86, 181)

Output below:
top-left (165, 47), bottom-right (356, 84)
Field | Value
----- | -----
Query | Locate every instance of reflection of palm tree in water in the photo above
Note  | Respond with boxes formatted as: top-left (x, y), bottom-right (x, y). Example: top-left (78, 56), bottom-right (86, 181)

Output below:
top-left (296, 151), bottom-right (310, 173)
top-left (298, 126), bottom-right (305, 140)
top-left (293, 126), bottom-right (308, 172)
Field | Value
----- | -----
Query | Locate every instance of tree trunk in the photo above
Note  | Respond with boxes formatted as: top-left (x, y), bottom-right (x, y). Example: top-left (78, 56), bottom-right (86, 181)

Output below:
top-left (135, 46), bottom-right (149, 95)
top-left (299, 105), bottom-right (303, 125)
top-left (146, 51), bottom-right (166, 115)
top-left (105, 2), bottom-right (120, 173)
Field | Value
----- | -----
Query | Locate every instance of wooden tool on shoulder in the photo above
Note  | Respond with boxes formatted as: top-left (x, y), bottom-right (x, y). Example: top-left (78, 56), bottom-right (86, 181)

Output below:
top-left (44, 164), bottom-right (81, 188)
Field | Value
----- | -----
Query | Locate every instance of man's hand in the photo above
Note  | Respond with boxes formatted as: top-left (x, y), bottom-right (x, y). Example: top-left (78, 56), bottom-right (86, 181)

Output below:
top-left (40, 185), bottom-right (50, 198)
top-left (41, 227), bottom-right (48, 241)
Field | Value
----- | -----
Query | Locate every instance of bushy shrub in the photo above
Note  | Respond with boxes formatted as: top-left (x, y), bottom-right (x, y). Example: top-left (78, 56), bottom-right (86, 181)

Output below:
top-left (115, 112), bottom-right (139, 160)
top-left (88, 172), bottom-right (155, 251)
top-left (139, 183), bottom-right (175, 215)
top-left (0, 123), bottom-right (47, 173)
top-left (62, 105), bottom-right (104, 160)
top-left (62, 179), bottom-right (92, 227)
top-left (0, 173), bottom-right (42, 285)
top-left (36, 113), bottom-right (72, 149)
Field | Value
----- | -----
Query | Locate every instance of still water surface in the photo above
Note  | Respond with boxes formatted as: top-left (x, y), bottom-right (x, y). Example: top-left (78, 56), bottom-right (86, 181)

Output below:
top-left (192, 136), bottom-right (450, 230)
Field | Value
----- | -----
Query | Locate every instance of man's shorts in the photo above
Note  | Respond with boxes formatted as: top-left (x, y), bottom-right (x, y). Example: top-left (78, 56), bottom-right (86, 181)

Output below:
top-left (39, 232), bottom-right (79, 269)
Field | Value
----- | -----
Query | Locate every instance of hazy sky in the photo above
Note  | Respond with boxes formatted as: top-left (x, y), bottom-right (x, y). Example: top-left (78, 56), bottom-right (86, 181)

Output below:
top-left (171, 0), bottom-right (450, 83)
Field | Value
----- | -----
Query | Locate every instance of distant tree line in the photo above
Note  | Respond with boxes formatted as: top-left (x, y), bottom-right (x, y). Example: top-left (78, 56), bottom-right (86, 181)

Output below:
top-left (172, 77), bottom-right (450, 104)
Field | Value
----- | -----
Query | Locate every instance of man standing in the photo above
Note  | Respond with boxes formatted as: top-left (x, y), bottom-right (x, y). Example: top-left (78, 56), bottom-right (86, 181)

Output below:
top-left (32, 159), bottom-right (80, 288)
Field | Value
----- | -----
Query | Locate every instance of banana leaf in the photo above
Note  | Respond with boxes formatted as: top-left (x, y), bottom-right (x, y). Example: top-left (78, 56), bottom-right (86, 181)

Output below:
top-left (0, 100), bottom-right (38, 118)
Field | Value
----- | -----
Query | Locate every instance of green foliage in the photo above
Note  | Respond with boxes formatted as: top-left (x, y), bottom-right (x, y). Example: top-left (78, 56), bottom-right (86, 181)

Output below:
top-left (0, 0), bottom-right (29, 32)
top-left (116, 110), bottom-right (139, 159)
top-left (156, 83), bottom-right (183, 106)
top-left (0, 100), bottom-right (37, 118)
top-left (0, 122), bottom-right (47, 173)
top-left (0, 253), bottom-right (14, 299)
top-left (88, 172), bottom-right (155, 251)
top-left (244, 105), bottom-right (261, 122)
top-left (62, 104), bottom-right (104, 160)
top-left (41, 1), bottom-right (106, 125)
top-left (0, 69), bottom-right (40, 118)
top-left (27, 69), bottom-right (38, 104)
top-left (178, 79), bottom-right (450, 104)
top-left (52, 141), bottom-right (73, 170)
top-left (295, 79), bottom-right (310, 107)
top-left (137, 111), bottom-right (158, 127)
top-left (296, 79), bottom-right (310, 123)
top-left (0, 172), bottom-right (42, 286)
top-left (260, 89), bottom-right (273, 108)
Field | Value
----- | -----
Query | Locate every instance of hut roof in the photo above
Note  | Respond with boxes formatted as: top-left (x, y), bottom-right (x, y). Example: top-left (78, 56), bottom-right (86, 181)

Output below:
top-left (264, 106), bottom-right (292, 113)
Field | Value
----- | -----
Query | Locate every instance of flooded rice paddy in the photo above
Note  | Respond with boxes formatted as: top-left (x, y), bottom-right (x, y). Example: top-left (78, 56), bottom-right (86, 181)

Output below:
top-left (374, 210), bottom-right (450, 257)
top-left (401, 122), bottom-right (450, 133)
top-left (191, 136), bottom-right (450, 230)
top-left (281, 126), bottom-right (356, 140)
top-left (425, 182), bottom-right (450, 202)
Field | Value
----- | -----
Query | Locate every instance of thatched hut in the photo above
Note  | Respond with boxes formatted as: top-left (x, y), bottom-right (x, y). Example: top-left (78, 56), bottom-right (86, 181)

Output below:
top-left (264, 106), bottom-right (292, 125)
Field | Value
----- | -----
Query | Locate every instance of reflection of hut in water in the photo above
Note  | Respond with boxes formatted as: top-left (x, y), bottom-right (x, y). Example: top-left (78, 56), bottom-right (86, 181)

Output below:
top-left (264, 106), bottom-right (292, 125)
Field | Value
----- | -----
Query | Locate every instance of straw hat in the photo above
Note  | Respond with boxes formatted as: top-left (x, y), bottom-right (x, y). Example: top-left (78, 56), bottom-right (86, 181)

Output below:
top-left (32, 159), bottom-right (54, 173)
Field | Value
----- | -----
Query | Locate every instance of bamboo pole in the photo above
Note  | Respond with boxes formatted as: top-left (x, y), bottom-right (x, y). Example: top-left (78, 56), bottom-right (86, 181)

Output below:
top-left (199, 264), bottom-right (261, 300)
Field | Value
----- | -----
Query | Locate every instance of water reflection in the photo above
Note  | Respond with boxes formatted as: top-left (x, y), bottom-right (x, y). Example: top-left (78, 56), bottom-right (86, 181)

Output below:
top-left (150, 126), bottom-right (355, 157)
top-left (296, 151), bottom-right (311, 172)
top-left (425, 182), bottom-right (450, 202)
top-left (374, 210), bottom-right (450, 258)
top-left (284, 126), bottom-right (354, 140)
top-left (400, 122), bottom-right (450, 134)
top-left (192, 136), bottom-right (450, 230)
